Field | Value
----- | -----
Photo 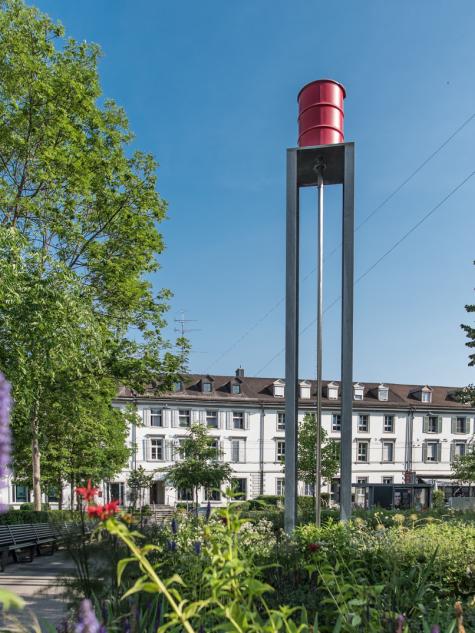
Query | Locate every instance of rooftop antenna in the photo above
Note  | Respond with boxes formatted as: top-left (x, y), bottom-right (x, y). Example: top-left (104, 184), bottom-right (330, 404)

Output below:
top-left (174, 311), bottom-right (201, 354)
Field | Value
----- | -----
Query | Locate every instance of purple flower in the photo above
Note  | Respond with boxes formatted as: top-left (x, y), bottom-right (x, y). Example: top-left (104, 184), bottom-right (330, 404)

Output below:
top-left (430, 627), bottom-right (440, 633)
top-left (193, 541), bottom-right (201, 555)
top-left (0, 374), bottom-right (11, 514)
top-left (395, 614), bottom-right (405, 633)
top-left (122, 618), bottom-right (130, 633)
top-left (171, 518), bottom-right (178, 535)
top-left (205, 501), bottom-right (211, 521)
top-left (168, 540), bottom-right (177, 552)
top-left (75, 599), bottom-right (103, 633)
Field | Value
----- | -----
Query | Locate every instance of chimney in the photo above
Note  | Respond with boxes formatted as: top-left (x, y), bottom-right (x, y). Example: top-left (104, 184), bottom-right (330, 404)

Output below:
top-left (235, 367), bottom-right (244, 378)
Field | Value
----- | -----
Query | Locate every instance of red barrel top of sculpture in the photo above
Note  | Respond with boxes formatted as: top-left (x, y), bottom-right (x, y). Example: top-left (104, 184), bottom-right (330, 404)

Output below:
top-left (297, 79), bottom-right (346, 147)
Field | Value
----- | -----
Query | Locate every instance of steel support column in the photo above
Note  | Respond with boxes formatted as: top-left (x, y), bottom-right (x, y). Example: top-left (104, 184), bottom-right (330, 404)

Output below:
top-left (340, 142), bottom-right (355, 522)
top-left (284, 148), bottom-right (299, 533)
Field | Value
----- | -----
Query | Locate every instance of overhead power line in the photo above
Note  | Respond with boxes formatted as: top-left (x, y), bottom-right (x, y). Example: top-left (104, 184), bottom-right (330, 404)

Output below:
top-left (207, 111), bottom-right (475, 373)
top-left (255, 168), bottom-right (475, 376)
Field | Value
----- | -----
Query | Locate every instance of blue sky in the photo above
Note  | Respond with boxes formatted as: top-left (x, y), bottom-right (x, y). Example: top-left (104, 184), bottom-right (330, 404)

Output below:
top-left (35, 1), bottom-right (475, 387)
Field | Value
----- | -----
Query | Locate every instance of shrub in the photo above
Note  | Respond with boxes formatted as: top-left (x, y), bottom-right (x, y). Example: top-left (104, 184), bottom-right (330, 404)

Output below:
top-left (0, 509), bottom-right (80, 524)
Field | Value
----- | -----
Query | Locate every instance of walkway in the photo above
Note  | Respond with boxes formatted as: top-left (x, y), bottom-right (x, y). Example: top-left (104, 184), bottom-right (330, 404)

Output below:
top-left (0, 550), bottom-right (75, 631)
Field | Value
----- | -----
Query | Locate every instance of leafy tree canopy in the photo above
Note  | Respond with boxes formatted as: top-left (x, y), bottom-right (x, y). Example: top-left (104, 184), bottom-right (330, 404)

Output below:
top-left (297, 413), bottom-right (340, 489)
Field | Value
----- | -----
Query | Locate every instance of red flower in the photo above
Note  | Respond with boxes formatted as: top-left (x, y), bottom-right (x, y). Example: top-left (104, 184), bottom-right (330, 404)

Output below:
top-left (76, 480), bottom-right (99, 502)
top-left (87, 500), bottom-right (120, 521)
top-left (307, 542), bottom-right (321, 552)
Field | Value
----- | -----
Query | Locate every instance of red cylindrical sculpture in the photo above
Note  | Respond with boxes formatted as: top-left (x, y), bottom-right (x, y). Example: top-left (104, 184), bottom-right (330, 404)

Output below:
top-left (297, 79), bottom-right (346, 147)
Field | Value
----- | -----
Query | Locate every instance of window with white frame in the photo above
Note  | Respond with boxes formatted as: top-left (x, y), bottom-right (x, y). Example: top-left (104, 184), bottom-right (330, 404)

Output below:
top-left (382, 441), bottom-right (394, 463)
top-left (202, 382), bottom-right (212, 393)
top-left (177, 488), bottom-right (193, 501)
top-left (233, 412), bottom-right (245, 430)
top-left (232, 478), bottom-right (247, 499)
top-left (178, 410), bottom-right (190, 427)
top-left (277, 412), bottom-right (285, 431)
top-left (150, 408), bottom-right (162, 427)
top-left (231, 383), bottom-right (241, 394)
top-left (383, 477), bottom-right (393, 485)
top-left (358, 415), bottom-right (369, 432)
top-left (299, 382), bottom-right (311, 399)
top-left (424, 441), bottom-right (440, 463)
top-left (276, 440), bottom-right (285, 462)
top-left (276, 478), bottom-right (285, 496)
top-left (455, 417), bottom-right (469, 434)
top-left (231, 439), bottom-right (246, 463)
top-left (384, 415), bottom-right (394, 433)
top-left (378, 384), bottom-right (389, 401)
top-left (12, 484), bottom-right (29, 503)
top-left (357, 441), bottom-right (369, 463)
top-left (210, 438), bottom-right (222, 460)
top-left (149, 438), bottom-right (164, 461)
top-left (204, 487), bottom-right (221, 501)
top-left (173, 438), bottom-right (187, 460)
top-left (421, 389), bottom-right (432, 403)
top-left (426, 416), bottom-right (440, 433)
top-left (304, 482), bottom-right (315, 496)
top-left (327, 382), bottom-right (339, 400)
top-left (332, 414), bottom-right (341, 432)
top-left (354, 384), bottom-right (364, 400)
top-left (174, 381), bottom-right (183, 392)
top-left (452, 441), bottom-right (466, 461)
top-left (273, 380), bottom-right (285, 397)
top-left (355, 477), bottom-right (367, 506)
top-left (206, 410), bottom-right (218, 428)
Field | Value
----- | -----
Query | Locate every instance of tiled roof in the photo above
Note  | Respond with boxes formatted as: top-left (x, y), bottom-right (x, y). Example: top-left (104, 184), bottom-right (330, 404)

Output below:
top-left (116, 375), bottom-right (473, 411)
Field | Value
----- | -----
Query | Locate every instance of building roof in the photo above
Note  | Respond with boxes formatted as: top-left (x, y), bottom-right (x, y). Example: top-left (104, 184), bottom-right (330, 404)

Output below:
top-left (116, 374), bottom-right (474, 411)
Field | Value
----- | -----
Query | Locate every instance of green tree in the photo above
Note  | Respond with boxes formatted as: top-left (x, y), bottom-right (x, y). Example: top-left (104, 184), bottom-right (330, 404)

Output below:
top-left (452, 451), bottom-right (475, 490)
top-left (127, 466), bottom-right (155, 511)
top-left (165, 424), bottom-right (232, 509)
top-left (460, 260), bottom-right (475, 405)
top-left (0, 0), bottom-right (186, 509)
top-left (297, 413), bottom-right (340, 494)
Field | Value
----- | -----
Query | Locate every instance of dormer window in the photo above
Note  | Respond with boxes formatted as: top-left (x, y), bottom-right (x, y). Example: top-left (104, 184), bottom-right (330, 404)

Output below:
top-left (327, 382), bottom-right (339, 400)
top-left (202, 382), bottom-right (212, 393)
top-left (273, 379), bottom-right (285, 398)
top-left (421, 386), bottom-right (432, 403)
top-left (353, 383), bottom-right (364, 401)
top-left (378, 384), bottom-right (389, 401)
top-left (231, 383), bottom-right (241, 395)
top-left (299, 381), bottom-right (311, 399)
top-left (174, 380), bottom-right (183, 392)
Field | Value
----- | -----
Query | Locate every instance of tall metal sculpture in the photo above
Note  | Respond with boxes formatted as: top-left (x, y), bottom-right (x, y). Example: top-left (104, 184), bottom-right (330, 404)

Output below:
top-left (284, 80), bottom-right (355, 532)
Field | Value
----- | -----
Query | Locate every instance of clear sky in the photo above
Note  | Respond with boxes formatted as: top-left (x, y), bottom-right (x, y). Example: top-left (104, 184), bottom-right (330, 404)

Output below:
top-left (34, 0), bottom-right (475, 387)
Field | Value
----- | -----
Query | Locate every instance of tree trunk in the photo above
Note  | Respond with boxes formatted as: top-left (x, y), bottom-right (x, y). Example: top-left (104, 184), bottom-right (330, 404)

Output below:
top-left (70, 478), bottom-right (74, 511)
top-left (58, 479), bottom-right (63, 510)
top-left (31, 414), bottom-right (42, 511)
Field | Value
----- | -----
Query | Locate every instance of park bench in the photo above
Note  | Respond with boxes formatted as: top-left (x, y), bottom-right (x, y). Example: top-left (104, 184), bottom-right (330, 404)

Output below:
top-left (0, 522), bottom-right (83, 571)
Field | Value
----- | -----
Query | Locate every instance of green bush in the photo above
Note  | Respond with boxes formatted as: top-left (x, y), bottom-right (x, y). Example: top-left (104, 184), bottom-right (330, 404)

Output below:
top-left (0, 509), bottom-right (80, 524)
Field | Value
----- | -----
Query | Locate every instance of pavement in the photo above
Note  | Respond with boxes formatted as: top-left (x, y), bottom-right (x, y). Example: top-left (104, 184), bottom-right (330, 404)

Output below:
top-left (0, 550), bottom-right (75, 631)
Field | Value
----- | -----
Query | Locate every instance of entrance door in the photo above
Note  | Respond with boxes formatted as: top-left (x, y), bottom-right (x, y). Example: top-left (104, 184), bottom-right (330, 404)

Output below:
top-left (150, 481), bottom-right (165, 505)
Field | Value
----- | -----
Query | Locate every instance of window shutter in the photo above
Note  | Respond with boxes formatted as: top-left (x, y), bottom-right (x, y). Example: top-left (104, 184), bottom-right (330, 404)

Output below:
top-left (437, 417), bottom-right (442, 434)
top-left (165, 440), bottom-right (172, 461)
top-left (244, 412), bottom-right (250, 430)
top-left (226, 412), bottom-right (233, 430)
top-left (422, 442), bottom-right (428, 463)
top-left (436, 442), bottom-right (441, 462)
top-left (450, 443), bottom-right (455, 463)
top-left (191, 410), bottom-right (200, 424)
top-left (199, 410), bottom-right (207, 425)
top-left (240, 441), bottom-right (246, 463)
top-left (219, 440), bottom-right (225, 462)
top-left (162, 410), bottom-right (170, 428)
top-left (144, 439), bottom-right (150, 462)
top-left (171, 410), bottom-right (179, 428)
top-left (451, 417), bottom-right (456, 434)
top-left (423, 416), bottom-right (429, 433)
top-left (143, 409), bottom-right (151, 427)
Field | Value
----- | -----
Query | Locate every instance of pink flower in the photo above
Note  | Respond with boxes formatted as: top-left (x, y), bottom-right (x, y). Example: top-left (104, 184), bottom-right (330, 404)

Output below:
top-left (307, 542), bottom-right (321, 552)
top-left (87, 500), bottom-right (120, 521)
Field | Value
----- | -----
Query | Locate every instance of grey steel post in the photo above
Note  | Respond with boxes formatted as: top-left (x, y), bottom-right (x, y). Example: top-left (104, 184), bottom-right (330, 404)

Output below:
top-left (284, 148), bottom-right (299, 533)
top-left (315, 172), bottom-right (324, 527)
top-left (340, 143), bottom-right (355, 522)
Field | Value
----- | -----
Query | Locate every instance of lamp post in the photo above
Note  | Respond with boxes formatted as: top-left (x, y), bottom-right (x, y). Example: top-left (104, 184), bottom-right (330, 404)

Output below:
top-left (284, 80), bottom-right (355, 532)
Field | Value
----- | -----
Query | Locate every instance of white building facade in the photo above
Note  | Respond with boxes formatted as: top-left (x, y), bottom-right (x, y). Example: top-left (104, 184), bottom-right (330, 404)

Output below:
top-left (5, 371), bottom-right (475, 508)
